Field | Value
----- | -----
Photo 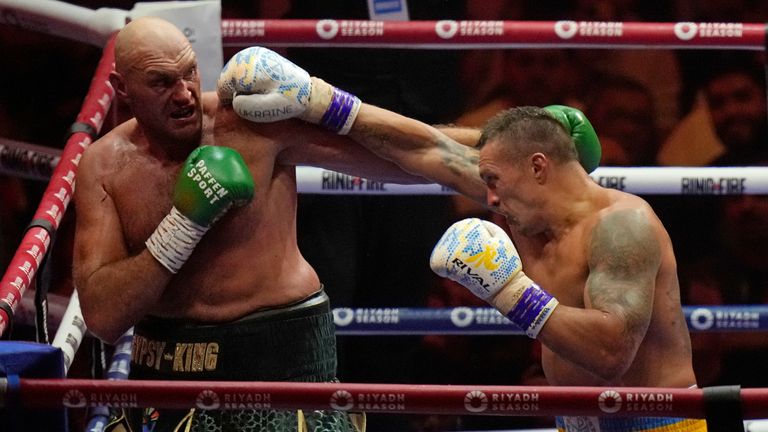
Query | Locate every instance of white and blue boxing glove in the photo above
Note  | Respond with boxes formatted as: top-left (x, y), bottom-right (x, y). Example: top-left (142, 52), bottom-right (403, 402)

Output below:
top-left (430, 218), bottom-right (559, 338)
top-left (217, 46), bottom-right (361, 135)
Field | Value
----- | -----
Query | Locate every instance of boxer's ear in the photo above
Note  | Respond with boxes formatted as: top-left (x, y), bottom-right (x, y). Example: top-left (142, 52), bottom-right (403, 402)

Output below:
top-left (530, 152), bottom-right (548, 184)
top-left (109, 71), bottom-right (129, 101)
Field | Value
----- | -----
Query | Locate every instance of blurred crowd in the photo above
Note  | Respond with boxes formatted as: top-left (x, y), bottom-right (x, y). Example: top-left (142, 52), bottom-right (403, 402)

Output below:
top-left (2, 1), bottom-right (768, 430)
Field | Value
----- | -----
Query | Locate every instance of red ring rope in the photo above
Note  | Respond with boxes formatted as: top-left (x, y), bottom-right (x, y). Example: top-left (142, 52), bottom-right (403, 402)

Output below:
top-left (9, 379), bottom-right (768, 419)
top-left (221, 20), bottom-right (765, 50)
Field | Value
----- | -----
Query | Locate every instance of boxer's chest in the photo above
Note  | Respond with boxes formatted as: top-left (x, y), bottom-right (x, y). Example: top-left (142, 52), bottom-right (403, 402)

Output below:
top-left (519, 231), bottom-right (590, 308)
top-left (109, 160), bottom-right (177, 253)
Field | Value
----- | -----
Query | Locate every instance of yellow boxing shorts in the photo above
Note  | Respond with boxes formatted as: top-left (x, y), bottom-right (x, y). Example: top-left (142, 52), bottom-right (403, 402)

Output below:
top-left (556, 416), bottom-right (707, 431)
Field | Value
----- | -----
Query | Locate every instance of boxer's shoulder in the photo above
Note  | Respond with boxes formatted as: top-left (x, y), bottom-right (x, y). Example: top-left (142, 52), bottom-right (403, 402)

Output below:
top-left (202, 91), bottom-right (219, 114)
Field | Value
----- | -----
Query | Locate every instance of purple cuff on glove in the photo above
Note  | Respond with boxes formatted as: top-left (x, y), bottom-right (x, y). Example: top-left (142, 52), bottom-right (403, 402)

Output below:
top-left (320, 87), bottom-right (360, 133)
top-left (506, 284), bottom-right (558, 338)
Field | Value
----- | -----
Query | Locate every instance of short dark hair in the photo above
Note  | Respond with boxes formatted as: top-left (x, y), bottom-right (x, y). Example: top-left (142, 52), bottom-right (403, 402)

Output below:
top-left (478, 106), bottom-right (578, 164)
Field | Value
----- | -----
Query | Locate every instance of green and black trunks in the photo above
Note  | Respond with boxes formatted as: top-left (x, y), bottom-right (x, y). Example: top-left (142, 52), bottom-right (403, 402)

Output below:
top-left (108, 289), bottom-right (363, 432)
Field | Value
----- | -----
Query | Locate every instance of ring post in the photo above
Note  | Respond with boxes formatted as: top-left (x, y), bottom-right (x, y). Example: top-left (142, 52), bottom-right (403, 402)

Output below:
top-left (0, 342), bottom-right (66, 431)
top-left (704, 385), bottom-right (745, 432)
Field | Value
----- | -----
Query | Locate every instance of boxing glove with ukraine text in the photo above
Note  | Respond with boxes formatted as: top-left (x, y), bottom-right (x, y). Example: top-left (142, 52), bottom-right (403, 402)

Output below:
top-left (217, 46), bottom-right (361, 135)
top-left (146, 146), bottom-right (255, 273)
top-left (544, 105), bottom-right (602, 173)
top-left (430, 218), bottom-right (559, 338)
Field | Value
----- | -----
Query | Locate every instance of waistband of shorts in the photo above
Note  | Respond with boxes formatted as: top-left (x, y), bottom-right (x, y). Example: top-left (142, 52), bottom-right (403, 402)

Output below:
top-left (130, 288), bottom-right (337, 381)
top-left (556, 417), bottom-right (707, 432)
top-left (136, 288), bottom-right (329, 338)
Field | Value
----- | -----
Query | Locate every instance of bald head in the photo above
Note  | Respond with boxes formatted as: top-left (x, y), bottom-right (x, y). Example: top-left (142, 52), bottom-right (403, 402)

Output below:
top-left (109, 16), bottom-right (202, 147)
top-left (115, 17), bottom-right (192, 75)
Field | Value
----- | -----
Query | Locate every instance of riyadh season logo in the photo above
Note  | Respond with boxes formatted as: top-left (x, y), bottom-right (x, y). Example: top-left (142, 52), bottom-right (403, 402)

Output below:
top-left (689, 308), bottom-right (759, 330)
top-left (598, 390), bottom-right (622, 413)
top-left (554, 21), bottom-right (578, 39)
top-left (450, 307), bottom-right (474, 327)
top-left (674, 22), bottom-right (744, 40)
top-left (435, 20), bottom-right (459, 39)
top-left (196, 389), bottom-right (221, 410)
top-left (330, 390), bottom-right (354, 411)
top-left (333, 308), bottom-right (355, 326)
top-left (674, 23), bottom-right (697, 40)
top-left (316, 19), bottom-right (339, 39)
top-left (689, 308), bottom-right (714, 330)
top-left (63, 389), bottom-right (87, 408)
top-left (554, 20), bottom-right (623, 39)
top-left (451, 307), bottom-right (511, 327)
top-left (464, 390), bottom-right (488, 413)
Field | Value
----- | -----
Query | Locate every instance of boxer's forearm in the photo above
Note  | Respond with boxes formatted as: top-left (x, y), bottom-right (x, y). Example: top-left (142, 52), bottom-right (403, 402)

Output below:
top-left (537, 306), bottom-right (640, 383)
top-left (349, 104), bottom-right (486, 202)
top-left (77, 252), bottom-right (171, 344)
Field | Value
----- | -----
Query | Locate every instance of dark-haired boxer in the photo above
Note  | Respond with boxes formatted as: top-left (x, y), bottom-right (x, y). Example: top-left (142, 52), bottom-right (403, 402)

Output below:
top-left (218, 47), bottom-right (704, 431)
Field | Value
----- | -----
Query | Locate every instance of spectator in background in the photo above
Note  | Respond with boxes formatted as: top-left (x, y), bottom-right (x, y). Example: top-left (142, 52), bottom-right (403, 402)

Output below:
top-left (659, 52), bottom-right (767, 166)
top-left (582, 73), bottom-right (660, 166)
top-left (457, 1), bottom-right (526, 112)
top-left (567, 0), bottom-right (682, 137)
top-left (673, 0), bottom-right (768, 114)
top-left (660, 53), bottom-right (767, 311)
top-left (705, 56), bottom-right (768, 165)
top-left (457, 49), bottom-right (589, 128)
top-left (669, 53), bottom-right (768, 387)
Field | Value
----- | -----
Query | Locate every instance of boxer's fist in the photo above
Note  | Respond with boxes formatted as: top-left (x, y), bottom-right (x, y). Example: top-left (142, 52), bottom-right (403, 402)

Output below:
top-left (217, 46), bottom-right (311, 122)
top-left (429, 218), bottom-right (524, 300)
top-left (217, 46), bottom-right (361, 134)
top-left (430, 218), bottom-right (559, 338)
top-left (145, 146), bottom-right (254, 274)
top-left (174, 145), bottom-right (254, 226)
top-left (545, 105), bottom-right (601, 173)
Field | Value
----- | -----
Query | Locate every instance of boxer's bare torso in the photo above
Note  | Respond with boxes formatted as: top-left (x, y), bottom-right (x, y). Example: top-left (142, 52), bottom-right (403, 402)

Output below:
top-left (517, 187), bottom-right (695, 387)
top-left (96, 94), bottom-right (319, 320)
top-left (75, 92), bottom-right (421, 341)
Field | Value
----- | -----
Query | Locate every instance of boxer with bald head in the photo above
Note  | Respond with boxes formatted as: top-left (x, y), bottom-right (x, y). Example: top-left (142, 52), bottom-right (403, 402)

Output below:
top-left (220, 47), bottom-right (704, 432)
top-left (73, 17), bottom-right (428, 432)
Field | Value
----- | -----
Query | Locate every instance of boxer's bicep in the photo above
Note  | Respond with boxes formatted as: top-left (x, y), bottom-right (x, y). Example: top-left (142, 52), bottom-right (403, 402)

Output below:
top-left (586, 209), bottom-right (660, 341)
top-left (434, 125), bottom-right (482, 147)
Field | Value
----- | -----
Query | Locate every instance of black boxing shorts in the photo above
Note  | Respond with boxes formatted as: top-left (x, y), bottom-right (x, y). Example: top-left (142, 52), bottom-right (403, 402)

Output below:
top-left (105, 288), bottom-right (365, 432)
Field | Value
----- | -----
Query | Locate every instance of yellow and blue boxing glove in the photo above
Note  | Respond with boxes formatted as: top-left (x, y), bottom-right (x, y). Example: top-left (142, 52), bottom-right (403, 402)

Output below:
top-left (430, 218), bottom-right (559, 338)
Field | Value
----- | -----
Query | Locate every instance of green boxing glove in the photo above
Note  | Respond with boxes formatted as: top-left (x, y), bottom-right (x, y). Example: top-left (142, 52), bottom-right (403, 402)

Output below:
top-left (544, 105), bottom-right (602, 173)
top-left (146, 146), bottom-right (255, 273)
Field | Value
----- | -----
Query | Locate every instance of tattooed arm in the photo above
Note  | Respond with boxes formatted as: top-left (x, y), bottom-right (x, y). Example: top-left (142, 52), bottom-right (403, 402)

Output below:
top-left (538, 208), bottom-right (661, 383)
top-left (347, 104), bottom-right (487, 203)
